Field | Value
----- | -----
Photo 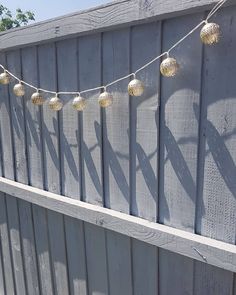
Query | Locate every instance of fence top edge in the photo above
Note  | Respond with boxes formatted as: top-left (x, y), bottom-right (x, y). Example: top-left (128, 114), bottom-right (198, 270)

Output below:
top-left (0, 0), bottom-right (234, 51)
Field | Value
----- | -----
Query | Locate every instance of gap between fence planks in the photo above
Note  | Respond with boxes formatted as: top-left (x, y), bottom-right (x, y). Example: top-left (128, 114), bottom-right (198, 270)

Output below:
top-left (0, 176), bottom-right (235, 273)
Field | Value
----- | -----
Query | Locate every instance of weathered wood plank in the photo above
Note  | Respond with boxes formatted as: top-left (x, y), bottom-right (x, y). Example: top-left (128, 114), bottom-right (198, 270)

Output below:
top-left (38, 42), bottom-right (69, 295)
top-left (6, 50), bottom-right (28, 184)
top-left (5, 195), bottom-right (26, 295)
top-left (130, 21), bottom-right (160, 223)
top-left (1, 177), bottom-right (236, 273)
top-left (4, 51), bottom-right (27, 295)
top-left (0, 236), bottom-right (5, 294)
top-left (79, 34), bottom-right (103, 206)
top-left (0, 193), bottom-right (15, 295)
top-left (47, 210), bottom-right (69, 295)
top-left (36, 43), bottom-right (58, 295)
top-left (130, 21), bottom-right (160, 295)
top-left (0, 0), bottom-right (234, 51)
top-left (0, 54), bottom-right (15, 180)
top-left (16, 49), bottom-right (40, 294)
top-left (31, 204), bottom-right (54, 295)
top-left (78, 33), bottom-right (109, 295)
top-left (0, 53), bottom-right (15, 295)
top-left (64, 216), bottom-right (87, 295)
top-left (194, 6), bottom-right (236, 295)
top-left (84, 223), bottom-right (108, 295)
top-left (56, 38), bottom-right (87, 295)
top-left (102, 28), bottom-right (133, 295)
top-left (158, 12), bottom-right (203, 295)
top-left (57, 38), bottom-right (80, 198)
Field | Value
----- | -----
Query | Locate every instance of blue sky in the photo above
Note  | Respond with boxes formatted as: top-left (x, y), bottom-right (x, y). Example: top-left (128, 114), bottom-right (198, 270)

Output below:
top-left (1, 0), bottom-right (111, 22)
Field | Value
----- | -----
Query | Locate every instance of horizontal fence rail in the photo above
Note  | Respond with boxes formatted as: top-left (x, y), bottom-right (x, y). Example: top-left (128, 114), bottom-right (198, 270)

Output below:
top-left (0, 176), bottom-right (236, 273)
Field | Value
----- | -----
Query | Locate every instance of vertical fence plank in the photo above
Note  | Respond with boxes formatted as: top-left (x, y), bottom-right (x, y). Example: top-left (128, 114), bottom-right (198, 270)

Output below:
top-left (79, 34), bottom-right (109, 295)
top-left (0, 53), bottom-right (15, 295)
top-left (0, 236), bottom-right (5, 294)
top-left (22, 44), bottom-right (58, 295)
top-left (36, 43), bottom-right (58, 295)
top-left (5, 51), bottom-right (27, 295)
top-left (0, 149), bottom-right (4, 295)
top-left (57, 38), bottom-right (80, 199)
top-left (102, 28), bottom-right (133, 295)
top-left (0, 194), bottom-right (14, 295)
top-left (64, 217), bottom-right (87, 295)
top-left (130, 21), bottom-right (161, 295)
top-left (194, 6), bottom-right (236, 295)
top-left (56, 38), bottom-right (87, 295)
top-left (38, 42), bottom-right (69, 295)
top-left (7, 50), bottom-right (39, 294)
top-left (5, 195), bottom-right (26, 294)
top-left (158, 13), bottom-right (203, 295)
top-left (47, 210), bottom-right (69, 295)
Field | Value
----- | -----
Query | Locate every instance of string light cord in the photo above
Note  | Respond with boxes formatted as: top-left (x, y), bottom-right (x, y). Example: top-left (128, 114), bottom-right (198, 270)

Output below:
top-left (0, 0), bottom-right (227, 98)
top-left (206, 0), bottom-right (227, 21)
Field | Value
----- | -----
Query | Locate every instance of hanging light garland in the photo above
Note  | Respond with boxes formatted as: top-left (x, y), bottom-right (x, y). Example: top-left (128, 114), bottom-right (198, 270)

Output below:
top-left (0, 0), bottom-right (227, 112)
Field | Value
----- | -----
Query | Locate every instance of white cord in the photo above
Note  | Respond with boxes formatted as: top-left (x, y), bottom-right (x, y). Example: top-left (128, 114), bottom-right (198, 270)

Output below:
top-left (0, 0), bottom-right (227, 97)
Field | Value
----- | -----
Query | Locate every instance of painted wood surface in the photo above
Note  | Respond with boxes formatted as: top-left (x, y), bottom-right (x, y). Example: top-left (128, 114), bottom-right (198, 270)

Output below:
top-left (38, 42), bottom-right (69, 295)
top-left (2, 50), bottom-right (27, 295)
top-left (1, 176), bottom-right (236, 273)
top-left (194, 5), bottom-right (236, 295)
top-left (0, 52), bottom-right (16, 295)
top-left (0, 0), bottom-right (234, 51)
top-left (130, 21), bottom-right (161, 295)
top-left (0, 1), bottom-right (235, 295)
top-left (158, 12), bottom-right (203, 295)
top-left (78, 33), bottom-right (109, 295)
top-left (102, 28), bottom-right (133, 295)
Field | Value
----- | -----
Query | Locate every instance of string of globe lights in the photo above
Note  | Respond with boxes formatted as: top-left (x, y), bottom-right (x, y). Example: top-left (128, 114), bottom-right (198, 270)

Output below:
top-left (0, 0), bottom-right (227, 111)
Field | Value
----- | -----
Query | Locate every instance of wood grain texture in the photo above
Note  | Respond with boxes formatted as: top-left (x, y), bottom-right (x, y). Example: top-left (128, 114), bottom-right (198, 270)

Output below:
top-left (158, 12), bottom-right (204, 295)
top-left (5, 195), bottom-right (26, 295)
top-left (38, 42), bottom-right (69, 295)
top-left (37, 43), bottom-right (58, 295)
top-left (57, 38), bottom-right (80, 198)
top-left (194, 6), bottom-right (236, 295)
top-left (0, 2), bottom-right (235, 294)
top-left (102, 28), bottom-right (133, 295)
top-left (78, 33), bottom-right (109, 295)
top-left (0, 53), bottom-right (15, 295)
top-left (1, 176), bottom-right (236, 273)
top-left (56, 38), bottom-right (87, 295)
top-left (79, 34), bottom-right (103, 206)
top-left (21, 46), bottom-right (43, 295)
top-left (0, 193), bottom-right (14, 295)
top-left (0, 237), bottom-right (5, 294)
top-left (3, 51), bottom-right (27, 295)
top-left (0, 0), bottom-right (234, 51)
top-left (130, 21), bottom-right (160, 295)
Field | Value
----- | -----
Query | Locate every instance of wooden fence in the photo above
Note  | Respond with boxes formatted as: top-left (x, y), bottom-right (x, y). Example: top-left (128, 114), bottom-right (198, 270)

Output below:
top-left (0, 0), bottom-right (235, 294)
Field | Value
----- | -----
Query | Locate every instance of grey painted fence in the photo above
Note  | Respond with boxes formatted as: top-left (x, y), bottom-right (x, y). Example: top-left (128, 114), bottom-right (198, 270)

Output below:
top-left (0, 0), bottom-right (235, 294)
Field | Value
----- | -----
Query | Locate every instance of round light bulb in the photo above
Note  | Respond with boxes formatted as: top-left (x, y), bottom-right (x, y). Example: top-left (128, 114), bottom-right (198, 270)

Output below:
top-left (128, 79), bottom-right (144, 96)
top-left (98, 91), bottom-right (113, 108)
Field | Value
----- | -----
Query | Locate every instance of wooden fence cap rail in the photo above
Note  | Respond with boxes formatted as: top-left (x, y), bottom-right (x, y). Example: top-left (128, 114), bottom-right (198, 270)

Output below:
top-left (0, 0), bottom-right (234, 51)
